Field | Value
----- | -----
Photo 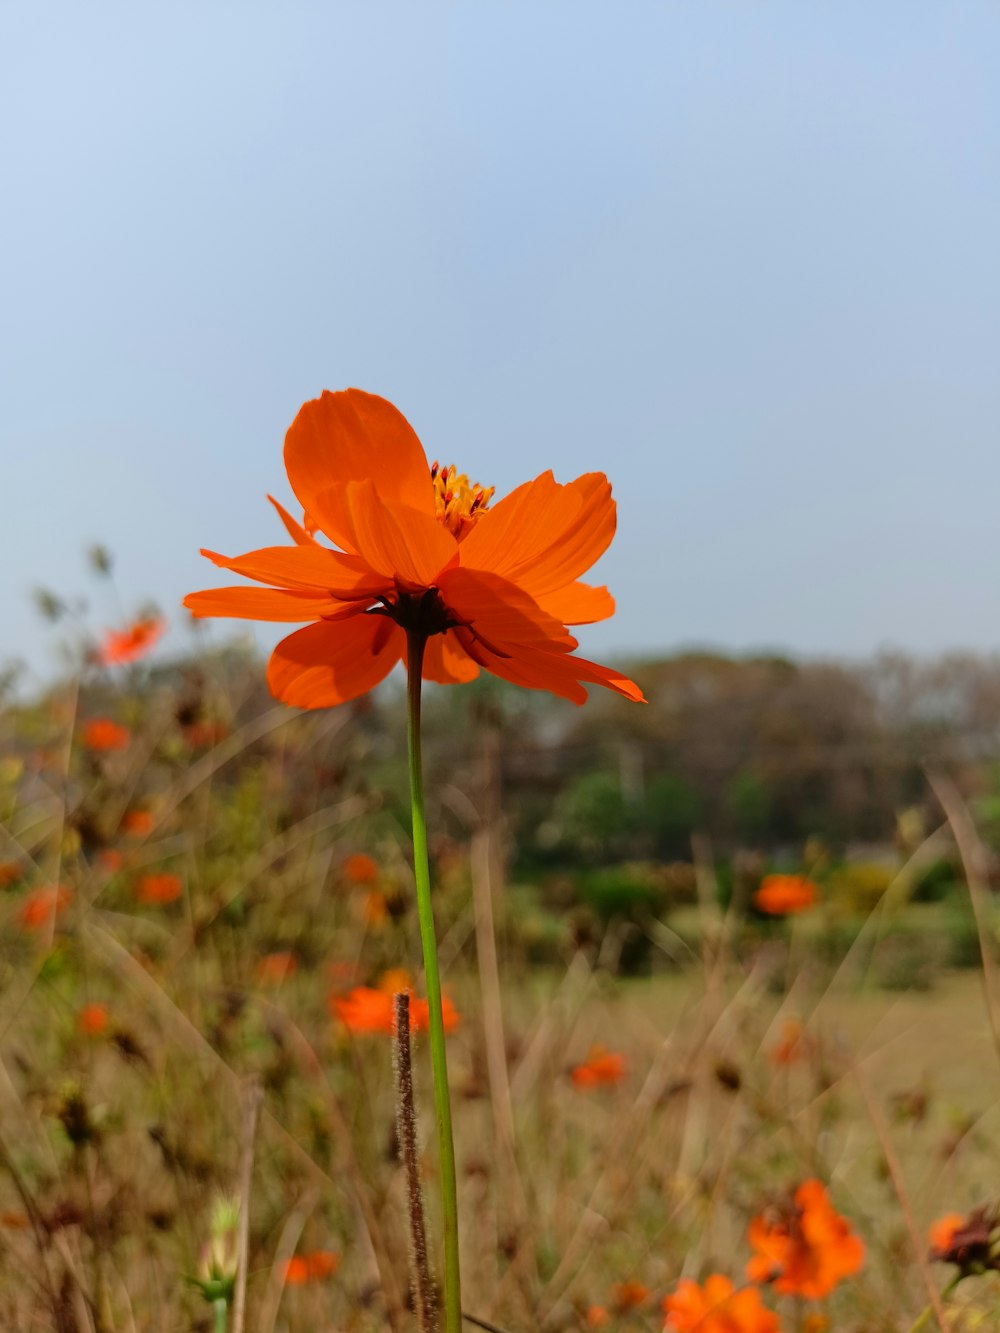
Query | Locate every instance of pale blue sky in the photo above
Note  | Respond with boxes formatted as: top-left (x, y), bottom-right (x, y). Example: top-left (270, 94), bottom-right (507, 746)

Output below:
top-left (2, 3), bottom-right (999, 688)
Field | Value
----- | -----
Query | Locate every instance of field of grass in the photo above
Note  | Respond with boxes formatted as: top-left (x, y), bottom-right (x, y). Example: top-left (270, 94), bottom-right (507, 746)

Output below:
top-left (2, 665), bottom-right (1000, 1332)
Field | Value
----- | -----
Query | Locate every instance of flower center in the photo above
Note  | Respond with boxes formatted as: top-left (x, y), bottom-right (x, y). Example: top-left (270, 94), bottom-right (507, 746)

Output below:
top-left (430, 461), bottom-right (495, 539)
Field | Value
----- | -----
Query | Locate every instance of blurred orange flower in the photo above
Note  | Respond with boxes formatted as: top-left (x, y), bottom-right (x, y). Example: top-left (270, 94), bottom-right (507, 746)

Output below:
top-left (257, 952), bottom-right (297, 985)
top-left (343, 852), bottom-right (379, 885)
top-left (331, 985), bottom-right (460, 1035)
top-left (585, 1306), bottom-right (609, 1328)
top-left (281, 1249), bottom-right (340, 1284)
top-left (747, 1179), bottom-right (864, 1299)
top-left (928, 1213), bottom-right (964, 1254)
top-left (611, 1280), bottom-right (650, 1312)
top-left (928, 1206), bottom-right (1000, 1275)
top-left (571, 1046), bottom-right (626, 1090)
top-left (663, 1275), bottom-right (779, 1333)
top-left (99, 617), bottom-right (164, 666)
top-left (78, 1003), bottom-right (109, 1037)
top-left (122, 809), bottom-right (153, 837)
top-left (18, 886), bottom-right (72, 930)
top-left (753, 875), bottom-right (818, 916)
top-left (184, 389), bottom-right (644, 709)
top-left (82, 718), bottom-right (131, 751)
top-left (135, 873), bottom-right (182, 905)
top-left (97, 849), bottom-right (124, 874)
top-left (362, 890), bottom-right (389, 926)
top-left (0, 862), bottom-right (22, 890)
top-left (183, 720), bottom-right (229, 748)
top-left (769, 1020), bottom-right (810, 1067)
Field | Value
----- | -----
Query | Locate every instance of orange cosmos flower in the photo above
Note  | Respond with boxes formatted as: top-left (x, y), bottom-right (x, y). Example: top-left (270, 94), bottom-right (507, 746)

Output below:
top-left (663, 1275), bottom-right (780, 1333)
top-left (122, 809), bottom-right (153, 837)
top-left (747, 1179), bottom-right (864, 1299)
top-left (18, 886), bottom-right (72, 930)
top-left (134, 873), bottom-right (182, 905)
top-left (585, 1306), bottom-right (609, 1327)
top-left (331, 985), bottom-right (460, 1035)
top-left (769, 1020), bottom-right (811, 1067)
top-left (611, 1280), bottom-right (650, 1312)
top-left (256, 951), bottom-right (297, 984)
top-left (928, 1206), bottom-right (1000, 1275)
top-left (343, 852), bottom-right (379, 885)
top-left (81, 718), bottom-right (131, 752)
top-left (98, 617), bottom-right (164, 666)
top-left (570, 1046), bottom-right (626, 1090)
top-left (282, 1249), bottom-right (340, 1284)
top-left (78, 1003), bottom-right (109, 1036)
top-left (0, 862), bottom-right (22, 890)
top-left (183, 389), bottom-right (645, 709)
top-left (753, 875), bottom-right (818, 917)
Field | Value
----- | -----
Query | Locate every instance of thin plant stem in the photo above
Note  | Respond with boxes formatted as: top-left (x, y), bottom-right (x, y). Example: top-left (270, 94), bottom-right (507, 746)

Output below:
top-left (905, 1275), bottom-right (961, 1333)
top-left (394, 991), bottom-right (437, 1332)
top-left (406, 629), bottom-right (462, 1333)
top-left (213, 1298), bottom-right (229, 1333)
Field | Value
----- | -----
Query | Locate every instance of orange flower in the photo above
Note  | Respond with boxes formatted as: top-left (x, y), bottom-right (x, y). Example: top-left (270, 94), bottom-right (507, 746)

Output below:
top-left (257, 951), bottom-right (297, 984)
top-left (928, 1207), bottom-right (1000, 1275)
top-left (769, 1020), bottom-right (810, 1067)
top-left (0, 862), bottom-right (22, 890)
top-left (78, 1003), bottom-right (109, 1036)
top-left (81, 718), bottom-right (131, 751)
top-left (122, 809), bottom-right (153, 837)
top-left (183, 389), bottom-right (645, 709)
top-left (99, 617), bottom-right (164, 666)
top-left (571, 1046), bottom-right (626, 1090)
top-left (928, 1213), bottom-right (964, 1254)
top-left (282, 1249), bottom-right (340, 1284)
top-left (134, 873), bottom-right (182, 905)
top-left (747, 1179), bottom-right (864, 1299)
top-left (753, 875), bottom-right (818, 917)
top-left (18, 886), bottom-right (72, 930)
top-left (343, 852), bottom-right (379, 885)
top-left (611, 1280), bottom-right (650, 1312)
top-left (183, 720), bottom-right (229, 748)
top-left (663, 1275), bottom-right (779, 1333)
top-left (585, 1307), bottom-right (609, 1327)
top-left (362, 889), bottom-right (389, 926)
top-left (331, 985), bottom-right (460, 1035)
top-left (97, 849), bottom-right (123, 874)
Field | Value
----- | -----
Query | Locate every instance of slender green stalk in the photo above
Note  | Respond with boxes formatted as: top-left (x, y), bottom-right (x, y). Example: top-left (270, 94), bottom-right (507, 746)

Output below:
top-left (212, 1298), bottom-right (228, 1333)
top-left (905, 1274), bottom-right (961, 1333)
top-left (406, 629), bottom-right (462, 1333)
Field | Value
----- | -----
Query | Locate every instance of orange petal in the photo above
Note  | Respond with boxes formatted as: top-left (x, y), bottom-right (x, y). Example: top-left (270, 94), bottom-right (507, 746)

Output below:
top-left (199, 545), bottom-right (386, 598)
top-left (267, 494), bottom-right (318, 546)
top-left (458, 471), bottom-right (583, 580)
top-left (284, 390), bottom-right (436, 548)
top-left (438, 566), bottom-right (577, 654)
top-left (456, 631), bottom-right (588, 704)
top-left (534, 581), bottom-right (615, 625)
top-left (267, 614), bottom-right (404, 709)
top-left (344, 480), bottom-right (457, 589)
top-left (422, 630), bottom-right (480, 685)
top-left (456, 628), bottom-right (644, 706)
top-left (183, 586), bottom-right (354, 622)
top-left (460, 472), bottom-right (617, 599)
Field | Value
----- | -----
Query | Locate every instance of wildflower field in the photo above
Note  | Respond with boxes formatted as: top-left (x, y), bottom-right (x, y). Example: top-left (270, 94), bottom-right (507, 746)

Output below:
top-left (4, 391), bottom-right (1000, 1333)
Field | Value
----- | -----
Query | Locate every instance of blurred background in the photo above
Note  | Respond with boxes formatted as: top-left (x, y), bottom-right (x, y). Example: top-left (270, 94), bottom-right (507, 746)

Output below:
top-left (4, 8), bottom-right (1000, 1329)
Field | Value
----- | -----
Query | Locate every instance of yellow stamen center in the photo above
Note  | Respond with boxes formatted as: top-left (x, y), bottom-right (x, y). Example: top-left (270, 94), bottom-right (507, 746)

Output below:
top-left (430, 461), bottom-right (495, 540)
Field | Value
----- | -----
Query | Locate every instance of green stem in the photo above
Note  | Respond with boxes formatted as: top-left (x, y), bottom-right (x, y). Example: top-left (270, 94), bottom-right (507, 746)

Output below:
top-left (212, 1298), bottom-right (229, 1333)
top-left (905, 1274), bottom-right (961, 1333)
top-left (406, 630), bottom-right (462, 1333)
